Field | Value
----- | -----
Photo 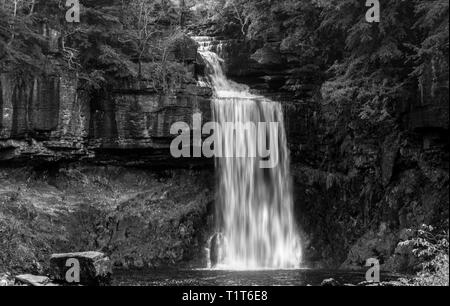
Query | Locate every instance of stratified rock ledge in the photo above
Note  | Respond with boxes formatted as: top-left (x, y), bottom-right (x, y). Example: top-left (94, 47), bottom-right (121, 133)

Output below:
top-left (14, 274), bottom-right (51, 286)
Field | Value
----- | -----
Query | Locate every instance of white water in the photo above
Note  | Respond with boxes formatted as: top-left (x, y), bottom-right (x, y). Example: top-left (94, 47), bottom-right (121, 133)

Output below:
top-left (195, 37), bottom-right (302, 270)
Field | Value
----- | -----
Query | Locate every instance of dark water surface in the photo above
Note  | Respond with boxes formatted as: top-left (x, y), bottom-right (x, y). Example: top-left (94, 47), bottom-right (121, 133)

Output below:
top-left (113, 268), bottom-right (399, 286)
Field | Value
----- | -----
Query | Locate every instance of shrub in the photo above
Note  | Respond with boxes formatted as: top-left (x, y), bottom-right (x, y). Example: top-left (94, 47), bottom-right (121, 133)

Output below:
top-left (398, 225), bottom-right (449, 286)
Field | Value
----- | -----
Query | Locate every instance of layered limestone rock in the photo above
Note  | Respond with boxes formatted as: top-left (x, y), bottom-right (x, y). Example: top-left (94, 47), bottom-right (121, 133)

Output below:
top-left (0, 73), bottom-right (211, 163)
top-left (0, 35), bottom-right (212, 165)
top-left (0, 73), bottom-right (88, 161)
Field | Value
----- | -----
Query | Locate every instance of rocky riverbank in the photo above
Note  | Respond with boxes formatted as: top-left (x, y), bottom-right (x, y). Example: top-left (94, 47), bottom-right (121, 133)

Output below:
top-left (0, 165), bottom-right (214, 275)
top-left (1, 251), bottom-right (112, 286)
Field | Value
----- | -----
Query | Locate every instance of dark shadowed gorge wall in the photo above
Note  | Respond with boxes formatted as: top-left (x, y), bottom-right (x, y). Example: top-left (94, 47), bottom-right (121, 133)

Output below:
top-left (202, 35), bottom-right (448, 271)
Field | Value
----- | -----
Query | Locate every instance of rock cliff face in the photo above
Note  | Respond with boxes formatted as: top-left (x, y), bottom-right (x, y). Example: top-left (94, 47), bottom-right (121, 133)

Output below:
top-left (0, 73), bottom-right (88, 161)
top-left (0, 37), bottom-right (212, 166)
top-left (0, 74), bottom-right (211, 165)
top-left (0, 36), bottom-right (215, 273)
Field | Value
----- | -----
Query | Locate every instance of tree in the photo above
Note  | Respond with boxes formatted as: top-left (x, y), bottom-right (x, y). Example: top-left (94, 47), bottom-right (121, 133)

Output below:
top-left (224, 0), bottom-right (249, 37)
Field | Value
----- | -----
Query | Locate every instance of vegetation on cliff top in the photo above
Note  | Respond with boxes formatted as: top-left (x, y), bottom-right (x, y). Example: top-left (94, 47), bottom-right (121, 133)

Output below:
top-left (192, 0), bottom-right (448, 109)
top-left (0, 0), bottom-right (194, 92)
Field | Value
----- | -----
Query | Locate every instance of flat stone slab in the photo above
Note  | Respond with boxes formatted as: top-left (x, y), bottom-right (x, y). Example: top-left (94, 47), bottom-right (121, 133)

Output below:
top-left (15, 274), bottom-right (50, 286)
top-left (50, 251), bottom-right (112, 286)
top-left (51, 251), bottom-right (106, 260)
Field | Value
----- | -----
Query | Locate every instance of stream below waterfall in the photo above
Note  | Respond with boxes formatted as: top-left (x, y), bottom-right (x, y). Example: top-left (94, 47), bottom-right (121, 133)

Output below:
top-left (112, 268), bottom-right (400, 286)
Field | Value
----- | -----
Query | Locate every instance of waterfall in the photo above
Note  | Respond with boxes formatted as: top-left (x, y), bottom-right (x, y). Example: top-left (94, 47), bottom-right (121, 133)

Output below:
top-left (194, 37), bottom-right (302, 270)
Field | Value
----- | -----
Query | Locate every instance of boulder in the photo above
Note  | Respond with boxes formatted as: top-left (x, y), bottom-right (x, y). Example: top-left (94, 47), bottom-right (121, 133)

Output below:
top-left (357, 280), bottom-right (408, 287)
top-left (14, 274), bottom-right (50, 286)
top-left (50, 251), bottom-right (112, 286)
top-left (320, 278), bottom-right (341, 286)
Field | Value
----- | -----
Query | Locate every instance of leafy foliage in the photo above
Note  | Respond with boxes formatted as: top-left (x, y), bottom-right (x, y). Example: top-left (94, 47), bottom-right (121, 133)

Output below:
top-left (398, 225), bottom-right (449, 286)
top-left (0, 0), bottom-right (193, 93)
top-left (195, 0), bottom-right (448, 121)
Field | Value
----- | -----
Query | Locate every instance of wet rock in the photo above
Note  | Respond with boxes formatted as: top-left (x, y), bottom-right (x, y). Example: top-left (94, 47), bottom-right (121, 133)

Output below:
top-left (357, 279), bottom-right (408, 287)
top-left (50, 251), bottom-right (112, 286)
top-left (340, 223), bottom-right (398, 270)
top-left (210, 233), bottom-right (225, 267)
top-left (321, 278), bottom-right (341, 286)
top-left (381, 134), bottom-right (399, 187)
top-left (357, 280), bottom-right (380, 286)
top-left (14, 274), bottom-right (50, 286)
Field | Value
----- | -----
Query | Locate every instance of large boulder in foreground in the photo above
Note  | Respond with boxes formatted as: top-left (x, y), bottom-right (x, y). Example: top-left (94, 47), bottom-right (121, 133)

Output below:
top-left (50, 252), bottom-right (112, 286)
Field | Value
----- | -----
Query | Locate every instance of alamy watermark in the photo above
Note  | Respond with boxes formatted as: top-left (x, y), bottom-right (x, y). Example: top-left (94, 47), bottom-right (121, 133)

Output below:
top-left (64, 0), bottom-right (379, 24)
top-left (170, 113), bottom-right (280, 169)
top-left (65, 258), bottom-right (80, 283)
top-left (65, 0), bottom-right (80, 23)
top-left (365, 258), bottom-right (381, 283)
top-left (366, 0), bottom-right (380, 23)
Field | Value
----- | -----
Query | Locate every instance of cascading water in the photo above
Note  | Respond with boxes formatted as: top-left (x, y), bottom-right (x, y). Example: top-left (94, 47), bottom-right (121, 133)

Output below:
top-left (194, 37), bottom-right (302, 270)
